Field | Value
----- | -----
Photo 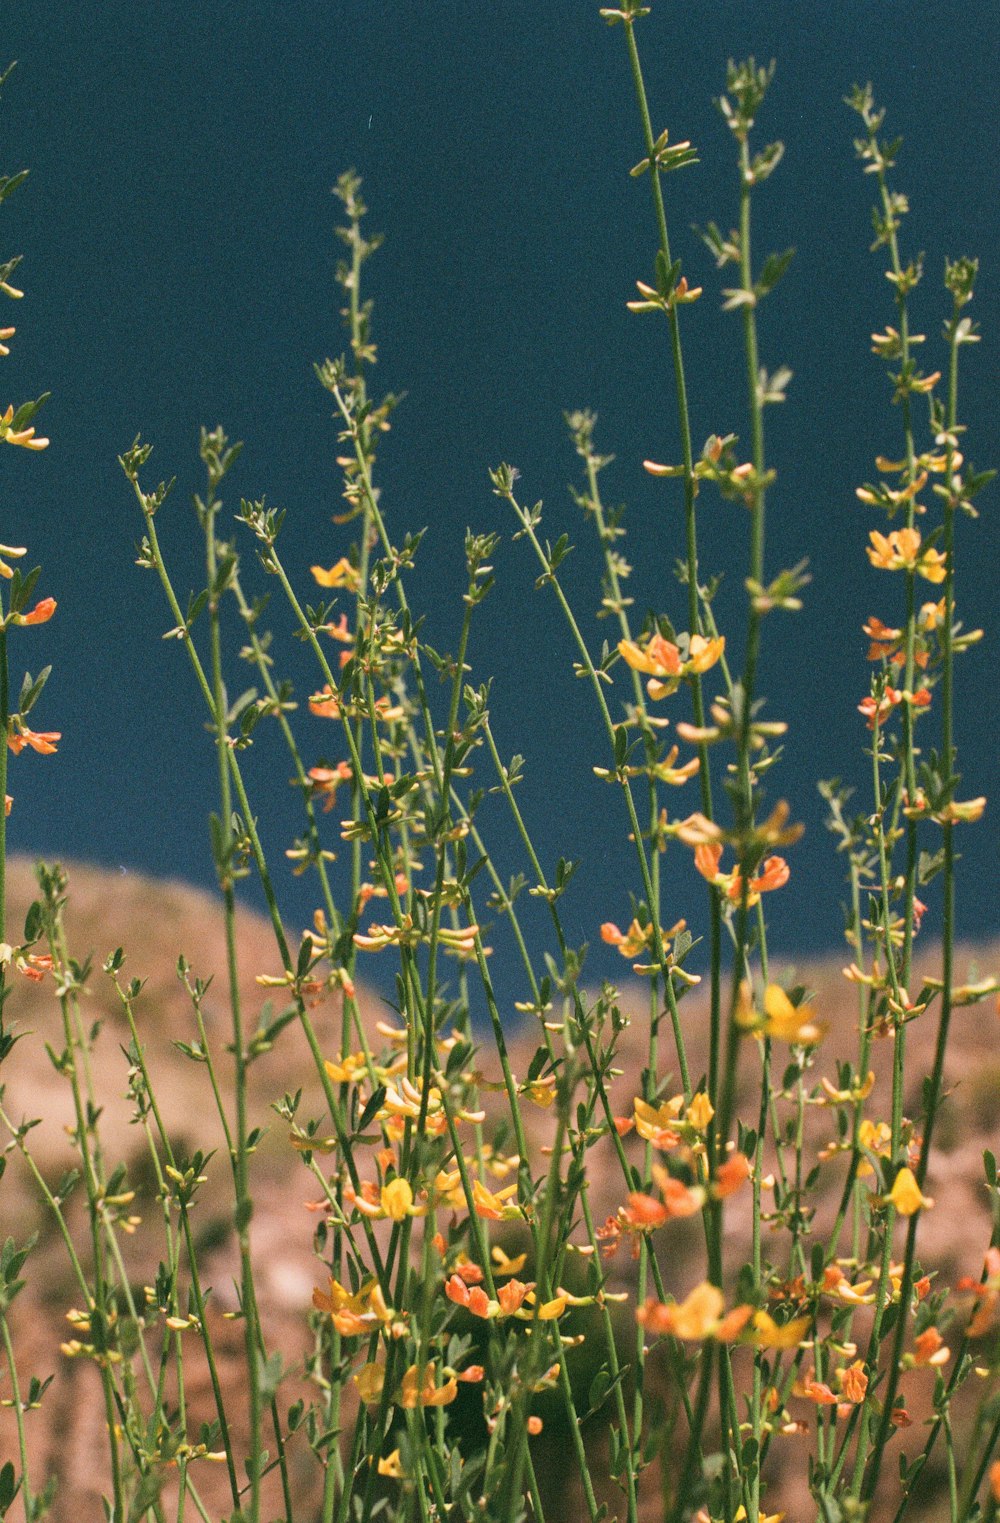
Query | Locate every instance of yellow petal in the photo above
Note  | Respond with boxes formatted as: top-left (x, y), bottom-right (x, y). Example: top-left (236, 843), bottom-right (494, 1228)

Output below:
top-left (886, 1166), bottom-right (933, 1216)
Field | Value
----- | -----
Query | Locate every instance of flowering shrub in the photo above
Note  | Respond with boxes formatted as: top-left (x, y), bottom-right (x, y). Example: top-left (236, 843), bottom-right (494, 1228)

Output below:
top-left (0, 6), bottom-right (997, 1523)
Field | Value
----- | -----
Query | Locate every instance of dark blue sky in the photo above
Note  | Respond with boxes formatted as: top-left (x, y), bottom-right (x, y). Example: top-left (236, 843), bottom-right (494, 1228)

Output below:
top-left (1, 3), bottom-right (996, 1009)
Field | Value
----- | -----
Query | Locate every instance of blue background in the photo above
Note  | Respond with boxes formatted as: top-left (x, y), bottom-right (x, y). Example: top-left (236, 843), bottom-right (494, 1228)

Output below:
top-left (1, 2), bottom-right (996, 1010)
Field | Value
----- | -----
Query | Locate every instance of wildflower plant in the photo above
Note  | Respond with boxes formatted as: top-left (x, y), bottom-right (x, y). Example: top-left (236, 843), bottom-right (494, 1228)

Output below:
top-left (1, 9), bottom-right (998, 1523)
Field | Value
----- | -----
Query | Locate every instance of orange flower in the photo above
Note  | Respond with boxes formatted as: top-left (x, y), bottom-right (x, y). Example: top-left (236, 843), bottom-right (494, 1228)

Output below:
top-left (624, 1192), bottom-right (669, 1230)
top-left (601, 918), bottom-right (651, 959)
top-left (714, 1152), bottom-right (752, 1199)
top-left (911, 1327), bottom-right (949, 1367)
top-left (450, 1257), bottom-right (485, 1286)
top-left (866, 528), bottom-right (947, 583)
top-left (15, 596), bottom-right (56, 626)
top-left (638, 1282), bottom-right (752, 1342)
top-left (308, 684), bottom-right (342, 719)
top-left (695, 845), bottom-right (790, 908)
top-left (623, 1164), bottom-right (704, 1232)
top-left (958, 1246), bottom-right (1000, 1337)
top-left (497, 1279), bottom-right (530, 1317)
top-left (618, 633), bottom-right (683, 697)
top-left (991, 1460), bottom-right (1000, 1504)
top-left (795, 1372), bottom-right (837, 1406)
top-left (7, 725), bottom-right (60, 755)
top-left (633, 1095), bottom-right (684, 1150)
top-left (445, 1275), bottom-right (491, 1319)
top-left (618, 631), bottom-right (724, 700)
top-left (307, 760), bottom-right (353, 811)
top-left (838, 1361), bottom-right (868, 1403)
top-left (864, 614), bottom-right (903, 662)
top-left (858, 689), bottom-right (894, 728)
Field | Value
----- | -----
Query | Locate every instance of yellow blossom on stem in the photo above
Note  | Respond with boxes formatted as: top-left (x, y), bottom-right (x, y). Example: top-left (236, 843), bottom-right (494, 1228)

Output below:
top-left (377, 1450), bottom-right (404, 1479)
top-left (0, 543), bottom-right (26, 579)
top-left (686, 1091), bottom-right (715, 1131)
top-left (312, 1277), bottom-right (396, 1337)
top-left (491, 1246), bottom-right (528, 1278)
top-left (380, 1177), bottom-right (417, 1222)
top-left (354, 1362), bottom-right (385, 1404)
top-left (866, 527), bottom-right (947, 583)
top-left (618, 630), bottom-right (724, 700)
top-left (324, 1051), bottom-right (368, 1085)
top-left (632, 1095), bottom-right (683, 1149)
top-left (745, 1310), bottom-right (810, 1350)
top-left (934, 796), bottom-right (986, 824)
top-left (0, 403), bottom-right (48, 450)
top-left (736, 983), bottom-right (825, 1045)
top-left (471, 1178), bottom-right (522, 1221)
top-left (885, 1166), bottom-right (933, 1216)
top-left (311, 556), bottom-right (360, 591)
top-left (398, 1362), bottom-right (458, 1409)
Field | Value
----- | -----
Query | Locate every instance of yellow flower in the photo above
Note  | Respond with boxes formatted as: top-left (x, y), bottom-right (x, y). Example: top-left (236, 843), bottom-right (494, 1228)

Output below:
top-left (0, 542), bottom-right (26, 579)
top-left (633, 1095), bottom-right (684, 1149)
top-left (311, 557), bottom-right (360, 591)
top-left (686, 633), bottom-right (726, 673)
top-left (398, 1362), bottom-right (458, 1409)
top-left (761, 984), bottom-right (825, 1045)
top-left (746, 1311), bottom-right (810, 1350)
top-left (378, 1449), bottom-right (404, 1479)
top-left (618, 630), bottom-right (724, 701)
top-left (866, 528), bottom-right (946, 583)
top-left (686, 1091), bottom-right (715, 1131)
top-left (324, 1051), bottom-right (367, 1084)
top-left (736, 984), bottom-right (824, 1045)
top-left (354, 1363), bottom-right (385, 1404)
top-left (0, 404), bottom-right (47, 450)
top-left (491, 1246), bottom-right (528, 1278)
top-left (886, 1166), bottom-right (933, 1217)
top-left (381, 1177), bottom-right (415, 1222)
top-left (643, 1282), bottom-right (724, 1340)
top-left (637, 1283), bottom-right (754, 1343)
